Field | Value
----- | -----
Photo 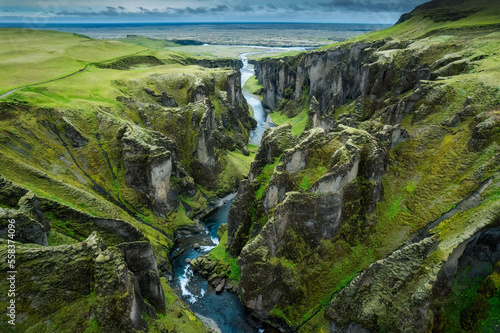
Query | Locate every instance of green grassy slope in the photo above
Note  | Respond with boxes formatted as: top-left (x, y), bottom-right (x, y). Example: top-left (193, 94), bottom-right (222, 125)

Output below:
top-left (0, 29), bottom-right (192, 94)
top-left (326, 0), bottom-right (500, 44)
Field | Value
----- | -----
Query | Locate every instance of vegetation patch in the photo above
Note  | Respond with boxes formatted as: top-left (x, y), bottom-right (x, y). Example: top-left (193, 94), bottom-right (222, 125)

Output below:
top-left (243, 75), bottom-right (263, 97)
top-left (95, 55), bottom-right (165, 70)
top-left (208, 229), bottom-right (241, 282)
top-left (270, 108), bottom-right (308, 137)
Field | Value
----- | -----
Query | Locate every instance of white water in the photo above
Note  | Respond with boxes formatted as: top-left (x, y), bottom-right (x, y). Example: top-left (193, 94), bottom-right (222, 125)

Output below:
top-left (180, 265), bottom-right (207, 304)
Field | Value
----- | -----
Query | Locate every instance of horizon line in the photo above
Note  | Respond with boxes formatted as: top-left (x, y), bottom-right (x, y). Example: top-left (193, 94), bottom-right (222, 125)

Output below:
top-left (0, 21), bottom-right (393, 26)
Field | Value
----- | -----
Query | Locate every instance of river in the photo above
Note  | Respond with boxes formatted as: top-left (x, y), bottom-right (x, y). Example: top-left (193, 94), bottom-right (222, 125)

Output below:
top-left (170, 50), bottom-right (293, 333)
top-left (239, 52), bottom-right (277, 146)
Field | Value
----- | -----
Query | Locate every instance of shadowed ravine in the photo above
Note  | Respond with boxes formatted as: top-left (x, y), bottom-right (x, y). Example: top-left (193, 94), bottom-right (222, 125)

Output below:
top-left (170, 50), bottom-right (283, 333)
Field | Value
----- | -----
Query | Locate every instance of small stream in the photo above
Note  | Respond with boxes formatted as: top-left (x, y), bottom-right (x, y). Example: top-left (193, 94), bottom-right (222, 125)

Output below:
top-left (170, 49), bottom-right (300, 333)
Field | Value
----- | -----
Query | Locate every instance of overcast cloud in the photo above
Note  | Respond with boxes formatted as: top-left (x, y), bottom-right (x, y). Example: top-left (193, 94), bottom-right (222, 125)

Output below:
top-left (0, 0), bottom-right (429, 24)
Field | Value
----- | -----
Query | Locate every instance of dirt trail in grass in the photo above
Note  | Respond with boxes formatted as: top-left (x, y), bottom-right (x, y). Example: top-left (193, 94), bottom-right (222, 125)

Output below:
top-left (0, 65), bottom-right (89, 99)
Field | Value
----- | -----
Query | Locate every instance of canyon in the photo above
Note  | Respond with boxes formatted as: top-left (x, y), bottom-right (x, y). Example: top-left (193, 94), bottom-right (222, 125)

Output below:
top-left (0, 0), bottom-right (500, 332)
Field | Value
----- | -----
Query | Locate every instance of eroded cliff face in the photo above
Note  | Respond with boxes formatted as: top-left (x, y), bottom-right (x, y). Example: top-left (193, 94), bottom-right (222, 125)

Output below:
top-left (228, 121), bottom-right (406, 329)
top-left (0, 232), bottom-right (169, 332)
top-left (228, 17), bottom-right (500, 333)
top-left (118, 68), bottom-right (254, 198)
top-left (254, 38), bottom-right (480, 133)
top-left (0, 60), bottom-right (252, 332)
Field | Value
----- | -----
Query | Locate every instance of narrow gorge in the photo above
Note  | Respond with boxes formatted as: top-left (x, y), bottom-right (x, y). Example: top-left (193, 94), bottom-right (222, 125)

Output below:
top-left (170, 52), bottom-right (277, 332)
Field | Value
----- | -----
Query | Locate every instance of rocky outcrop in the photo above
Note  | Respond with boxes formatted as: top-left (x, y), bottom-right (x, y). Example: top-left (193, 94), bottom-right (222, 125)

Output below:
top-left (0, 189), bottom-right (50, 246)
top-left (193, 105), bottom-right (217, 172)
top-left (145, 88), bottom-right (179, 107)
top-left (228, 122), bottom-right (405, 326)
top-left (122, 131), bottom-right (178, 217)
top-left (249, 124), bottom-right (298, 180)
top-left (228, 124), bottom-right (298, 257)
top-left (120, 68), bottom-right (253, 196)
top-left (55, 117), bottom-right (88, 148)
top-left (326, 199), bottom-right (500, 332)
top-left (326, 237), bottom-right (440, 332)
top-left (468, 112), bottom-right (500, 151)
top-left (228, 30), bottom-right (499, 330)
top-left (0, 38), bottom-right (254, 333)
top-left (0, 175), bottom-right (147, 247)
top-left (227, 179), bottom-right (259, 257)
top-left (191, 255), bottom-right (240, 294)
top-left (0, 232), bottom-right (166, 332)
top-left (254, 38), bottom-right (481, 133)
top-left (118, 241), bottom-right (166, 314)
top-left (40, 198), bottom-right (147, 245)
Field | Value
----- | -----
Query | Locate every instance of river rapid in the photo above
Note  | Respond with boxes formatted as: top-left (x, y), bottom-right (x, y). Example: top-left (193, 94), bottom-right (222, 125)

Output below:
top-left (170, 49), bottom-right (301, 333)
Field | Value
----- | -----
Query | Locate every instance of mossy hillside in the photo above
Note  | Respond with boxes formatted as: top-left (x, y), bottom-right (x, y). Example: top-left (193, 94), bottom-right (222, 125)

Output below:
top-left (207, 229), bottom-right (241, 282)
top-left (0, 237), bottom-right (99, 332)
top-left (314, 82), bottom-right (498, 331)
top-left (146, 278), bottom-right (206, 333)
top-left (254, 0), bottom-right (500, 143)
top-left (226, 125), bottom-right (378, 327)
top-left (0, 234), bottom-right (205, 333)
top-left (0, 102), bottom-right (177, 250)
top-left (269, 88), bottom-right (310, 137)
top-left (318, 0), bottom-right (500, 48)
top-left (228, 1), bottom-right (500, 330)
top-left (0, 49), bottom-right (252, 216)
top-left (177, 145), bottom-right (258, 217)
top-left (250, 134), bottom-right (341, 237)
top-left (270, 108), bottom-right (308, 137)
top-left (440, 261), bottom-right (500, 332)
top-left (47, 229), bottom-right (79, 246)
top-left (215, 148), bottom-right (256, 196)
top-left (250, 110), bottom-right (498, 330)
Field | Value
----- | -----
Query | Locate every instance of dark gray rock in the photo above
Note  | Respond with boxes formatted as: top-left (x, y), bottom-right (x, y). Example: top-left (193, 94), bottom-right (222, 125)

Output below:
top-left (118, 241), bottom-right (166, 314)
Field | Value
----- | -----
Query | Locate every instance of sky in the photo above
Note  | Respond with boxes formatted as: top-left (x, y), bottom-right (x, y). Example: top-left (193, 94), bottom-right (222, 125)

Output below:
top-left (0, 0), bottom-right (430, 24)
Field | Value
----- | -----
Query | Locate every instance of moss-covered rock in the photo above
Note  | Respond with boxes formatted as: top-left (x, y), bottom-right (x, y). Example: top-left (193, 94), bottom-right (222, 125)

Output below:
top-left (326, 237), bottom-right (439, 331)
top-left (0, 48), bottom-right (255, 332)
top-left (0, 190), bottom-right (50, 246)
top-left (0, 232), bottom-right (190, 332)
top-left (225, 121), bottom-right (404, 328)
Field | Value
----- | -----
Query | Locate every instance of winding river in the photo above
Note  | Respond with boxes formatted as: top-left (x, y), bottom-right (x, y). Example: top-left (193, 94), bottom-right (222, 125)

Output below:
top-left (240, 53), bottom-right (277, 146)
top-left (171, 50), bottom-right (291, 333)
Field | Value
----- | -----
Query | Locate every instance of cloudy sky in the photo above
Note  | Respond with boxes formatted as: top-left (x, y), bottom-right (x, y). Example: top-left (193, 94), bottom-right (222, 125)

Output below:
top-left (0, 0), bottom-right (429, 24)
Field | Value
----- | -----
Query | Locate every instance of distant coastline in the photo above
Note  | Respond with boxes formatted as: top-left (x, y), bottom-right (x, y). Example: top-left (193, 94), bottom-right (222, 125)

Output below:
top-left (0, 22), bottom-right (390, 47)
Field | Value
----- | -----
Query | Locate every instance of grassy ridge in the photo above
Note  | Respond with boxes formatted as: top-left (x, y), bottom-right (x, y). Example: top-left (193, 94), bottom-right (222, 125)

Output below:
top-left (270, 109), bottom-right (308, 137)
top-left (242, 75), bottom-right (262, 96)
top-left (0, 29), bottom-right (144, 93)
top-left (0, 28), bottom-right (197, 94)
top-left (321, 0), bottom-right (500, 46)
